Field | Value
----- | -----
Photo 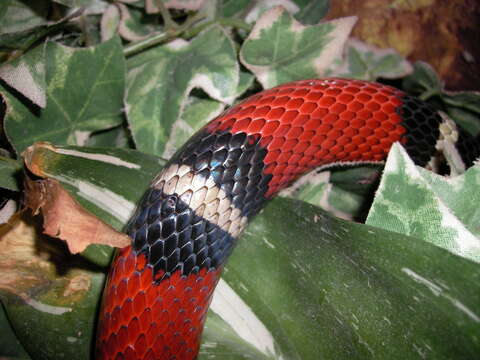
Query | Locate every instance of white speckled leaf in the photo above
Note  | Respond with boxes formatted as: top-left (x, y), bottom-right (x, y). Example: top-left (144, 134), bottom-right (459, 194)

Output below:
top-left (326, 38), bottom-right (413, 81)
top-left (125, 25), bottom-right (239, 156)
top-left (3, 36), bottom-right (126, 154)
top-left (240, 6), bottom-right (356, 88)
top-left (366, 143), bottom-right (480, 263)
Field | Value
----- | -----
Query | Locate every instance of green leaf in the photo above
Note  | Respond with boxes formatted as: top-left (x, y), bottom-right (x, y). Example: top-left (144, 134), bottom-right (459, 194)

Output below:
top-left (162, 96), bottom-right (225, 158)
top-left (294, 0), bottom-right (329, 25)
top-left (51, 0), bottom-right (97, 7)
top-left (240, 6), bottom-right (356, 88)
top-left (218, 197), bottom-right (480, 359)
top-left (117, 3), bottom-right (160, 42)
top-left (401, 62), bottom-right (480, 136)
top-left (402, 61), bottom-right (442, 97)
top-left (0, 8), bottom-right (82, 51)
top-left (3, 36), bottom-right (126, 154)
top-left (85, 126), bottom-right (132, 148)
top-left (366, 143), bottom-right (480, 263)
top-left (217, 0), bottom-right (252, 18)
top-left (0, 0), bottom-right (49, 35)
top-left (0, 303), bottom-right (31, 359)
top-left (326, 39), bottom-right (413, 81)
top-left (2, 271), bottom-right (106, 360)
top-left (284, 166), bottom-right (381, 221)
top-left (0, 157), bottom-right (22, 191)
top-left (126, 25), bottom-right (239, 156)
top-left (0, 44), bottom-right (46, 107)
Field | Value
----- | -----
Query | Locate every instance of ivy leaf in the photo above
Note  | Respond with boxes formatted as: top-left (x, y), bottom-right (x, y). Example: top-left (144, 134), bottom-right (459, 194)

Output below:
top-left (0, 44), bottom-right (46, 107)
top-left (294, 0), bottom-right (329, 25)
top-left (117, 3), bottom-right (160, 42)
top-left (366, 143), bottom-right (480, 263)
top-left (126, 25), bottom-right (239, 157)
top-left (217, 0), bottom-right (252, 18)
top-left (0, 7), bottom-right (82, 51)
top-left (3, 36), bottom-right (126, 154)
top-left (326, 39), bottom-right (413, 81)
top-left (0, 0), bottom-right (49, 35)
top-left (0, 157), bottom-right (22, 191)
top-left (240, 6), bottom-right (356, 88)
top-left (402, 61), bottom-right (480, 135)
top-left (51, 0), bottom-right (98, 7)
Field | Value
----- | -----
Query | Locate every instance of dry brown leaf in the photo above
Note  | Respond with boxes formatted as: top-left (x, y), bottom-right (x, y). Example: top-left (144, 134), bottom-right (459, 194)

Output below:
top-left (23, 176), bottom-right (130, 254)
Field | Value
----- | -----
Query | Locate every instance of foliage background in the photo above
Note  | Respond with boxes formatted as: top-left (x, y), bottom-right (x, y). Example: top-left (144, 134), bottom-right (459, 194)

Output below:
top-left (0, 1), bottom-right (479, 359)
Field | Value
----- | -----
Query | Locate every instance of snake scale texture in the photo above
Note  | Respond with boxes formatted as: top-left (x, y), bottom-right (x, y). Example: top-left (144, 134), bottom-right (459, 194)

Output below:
top-left (96, 78), bottom-right (480, 360)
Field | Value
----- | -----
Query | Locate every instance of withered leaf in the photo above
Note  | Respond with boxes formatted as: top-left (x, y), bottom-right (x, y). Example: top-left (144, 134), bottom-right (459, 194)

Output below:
top-left (23, 176), bottom-right (130, 254)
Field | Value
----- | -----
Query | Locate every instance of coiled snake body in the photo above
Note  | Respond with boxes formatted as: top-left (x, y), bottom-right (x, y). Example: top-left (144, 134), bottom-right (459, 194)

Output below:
top-left (96, 78), bottom-right (480, 359)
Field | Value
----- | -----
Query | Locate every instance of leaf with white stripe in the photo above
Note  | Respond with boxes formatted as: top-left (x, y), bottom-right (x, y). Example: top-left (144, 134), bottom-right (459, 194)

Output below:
top-left (3, 36), bottom-right (126, 154)
top-left (126, 25), bottom-right (239, 156)
top-left (240, 6), bottom-right (356, 88)
top-left (366, 143), bottom-right (480, 263)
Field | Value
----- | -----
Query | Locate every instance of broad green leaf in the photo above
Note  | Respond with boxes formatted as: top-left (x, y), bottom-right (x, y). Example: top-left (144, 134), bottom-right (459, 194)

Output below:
top-left (0, 303), bottom-right (31, 359)
top-left (85, 125), bottom-right (132, 148)
top-left (402, 61), bottom-right (442, 99)
top-left (126, 25), bottom-right (239, 156)
top-left (240, 6), bottom-right (356, 88)
top-left (0, 0), bottom-right (49, 34)
top-left (294, 0), bottom-right (329, 25)
top-left (0, 8), bottom-right (82, 51)
top-left (217, 0), bottom-right (251, 18)
top-left (283, 166), bottom-right (381, 221)
top-left (3, 36), bottom-right (126, 154)
top-left (366, 143), bottom-right (480, 263)
top-left (2, 269), bottom-right (106, 360)
top-left (0, 157), bottom-right (22, 191)
top-left (326, 39), bottom-right (413, 81)
top-left (0, 44), bottom-right (46, 107)
top-left (117, 3), bottom-right (160, 42)
top-left (18, 144), bottom-right (480, 359)
top-left (219, 197), bottom-right (480, 359)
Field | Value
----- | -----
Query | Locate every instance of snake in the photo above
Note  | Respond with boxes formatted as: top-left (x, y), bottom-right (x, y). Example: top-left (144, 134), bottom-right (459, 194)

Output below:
top-left (95, 78), bottom-right (480, 360)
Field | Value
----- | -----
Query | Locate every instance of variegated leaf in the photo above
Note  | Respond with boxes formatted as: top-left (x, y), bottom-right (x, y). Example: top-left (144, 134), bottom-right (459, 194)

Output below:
top-left (366, 143), bottom-right (480, 263)
top-left (326, 38), bottom-right (413, 81)
top-left (0, 44), bottom-right (46, 107)
top-left (3, 36), bottom-right (126, 154)
top-left (240, 6), bottom-right (356, 88)
top-left (126, 25), bottom-right (239, 157)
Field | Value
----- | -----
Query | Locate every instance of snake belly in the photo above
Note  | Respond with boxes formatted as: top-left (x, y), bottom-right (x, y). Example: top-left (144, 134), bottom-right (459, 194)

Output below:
top-left (96, 78), bottom-right (480, 360)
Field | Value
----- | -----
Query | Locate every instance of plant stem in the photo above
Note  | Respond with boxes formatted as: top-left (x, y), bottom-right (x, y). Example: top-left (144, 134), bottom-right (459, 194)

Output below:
top-left (156, 0), bottom-right (177, 31)
top-left (123, 12), bottom-right (206, 57)
top-left (123, 14), bottom-right (251, 58)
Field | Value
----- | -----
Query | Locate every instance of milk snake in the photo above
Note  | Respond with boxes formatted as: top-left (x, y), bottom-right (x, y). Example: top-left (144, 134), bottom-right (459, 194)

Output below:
top-left (96, 78), bottom-right (480, 360)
